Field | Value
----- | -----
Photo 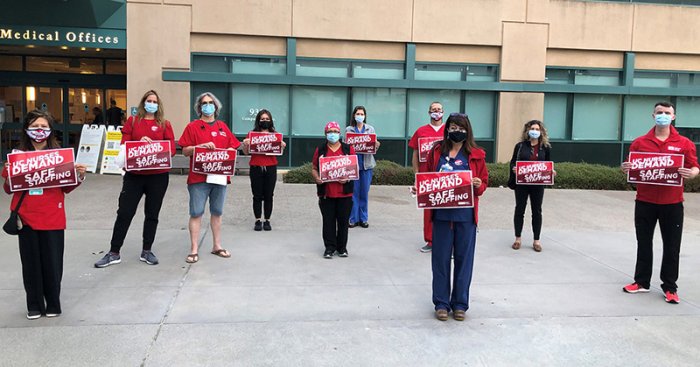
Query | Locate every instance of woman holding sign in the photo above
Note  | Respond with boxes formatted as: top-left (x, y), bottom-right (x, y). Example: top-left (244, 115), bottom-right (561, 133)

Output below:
top-left (3, 110), bottom-right (87, 319)
top-left (425, 113), bottom-right (487, 321)
top-left (94, 90), bottom-right (176, 268)
top-left (179, 92), bottom-right (241, 264)
top-left (345, 106), bottom-right (380, 229)
top-left (241, 109), bottom-right (286, 231)
top-left (508, 120), bottom-right (552, 253)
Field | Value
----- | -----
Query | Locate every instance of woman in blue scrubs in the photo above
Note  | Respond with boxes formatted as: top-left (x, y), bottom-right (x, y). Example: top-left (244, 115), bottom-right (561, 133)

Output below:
top-left (346, 106), bottom-right (380, 228)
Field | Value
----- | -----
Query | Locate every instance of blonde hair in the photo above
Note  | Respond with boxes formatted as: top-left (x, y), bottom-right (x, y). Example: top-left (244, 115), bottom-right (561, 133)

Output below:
top-left (521, 120), bottom-right (550, 148)
top-left (137, 90), bottom-right (165, 127)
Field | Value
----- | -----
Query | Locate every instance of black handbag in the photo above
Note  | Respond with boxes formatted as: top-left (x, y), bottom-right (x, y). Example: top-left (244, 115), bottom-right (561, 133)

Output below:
top-left (3, 191), bottom-right (28, 235)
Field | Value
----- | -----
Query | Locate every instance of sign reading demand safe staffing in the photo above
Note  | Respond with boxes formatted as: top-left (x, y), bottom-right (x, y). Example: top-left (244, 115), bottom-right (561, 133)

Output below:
top-left (0, 25), bottom-right (125, 49)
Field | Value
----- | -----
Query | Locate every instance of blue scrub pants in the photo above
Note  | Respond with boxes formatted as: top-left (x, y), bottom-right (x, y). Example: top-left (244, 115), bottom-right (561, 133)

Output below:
top-left (350, 169), bottom-right (373, 224)
top-left (431, 214), bottom-right (477, 312)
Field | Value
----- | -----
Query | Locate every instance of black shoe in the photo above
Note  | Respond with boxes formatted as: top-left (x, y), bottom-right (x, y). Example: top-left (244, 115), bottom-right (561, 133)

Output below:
top-left (263, 220), bottom-right (272, 231)
top-left (254, 220), bottom-right (262, 231)
top-left (336, 250), bottom-right (348, 257)
top-left (26, 311), bottom-right (41, 320)
top-left (359, 222), bottom-right (369, 228)
top-left (323, 251), bottom-right (334, 259)
top-left (348, 222), bottom-right (357, 228)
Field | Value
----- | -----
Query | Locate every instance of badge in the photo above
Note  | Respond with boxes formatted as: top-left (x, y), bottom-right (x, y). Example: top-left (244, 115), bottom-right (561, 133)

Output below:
top-left (211, 132), bottom-right (218, 137)
top-left (29, 188), bottom-right (44, 196)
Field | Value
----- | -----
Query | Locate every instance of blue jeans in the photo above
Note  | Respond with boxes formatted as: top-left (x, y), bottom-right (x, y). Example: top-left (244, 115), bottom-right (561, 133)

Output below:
top-left (187, 182), bottom-right (227, 217)
top-left (350, 169), bottom-right (372, 224)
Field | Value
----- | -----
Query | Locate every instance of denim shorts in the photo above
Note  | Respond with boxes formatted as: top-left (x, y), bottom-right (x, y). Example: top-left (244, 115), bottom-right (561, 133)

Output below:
top-left (187, 182), bottom-right (227, 217)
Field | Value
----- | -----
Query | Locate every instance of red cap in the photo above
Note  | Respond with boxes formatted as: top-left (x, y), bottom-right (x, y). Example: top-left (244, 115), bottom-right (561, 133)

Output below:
top-left (324, 121), bottom-right (341, 133)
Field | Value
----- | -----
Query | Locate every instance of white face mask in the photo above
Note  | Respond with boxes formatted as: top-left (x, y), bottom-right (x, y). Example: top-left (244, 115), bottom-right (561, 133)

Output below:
top-left (355, 115), bottom-right (365, 124)
top-left (528, 130), bottom-right (541, 139)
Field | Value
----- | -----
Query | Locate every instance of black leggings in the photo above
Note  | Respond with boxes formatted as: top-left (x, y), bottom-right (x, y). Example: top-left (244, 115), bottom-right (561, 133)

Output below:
top-left (18, 226), bottom-right (64, 314)
top-left (318, 197), bottom-right (353, 253)
top-left (250, 165), bottom-right (277, 220)
top-left (513, 185), bottom-right (545, 240)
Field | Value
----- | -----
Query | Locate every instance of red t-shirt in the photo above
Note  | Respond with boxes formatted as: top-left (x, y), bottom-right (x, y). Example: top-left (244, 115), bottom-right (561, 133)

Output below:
top-left (408, 123), bottom-right (445, 172)
top-left (628, 125), bottom-right (699, 205)
top-left (312, 144), bottom-right (356, 198)
top-left (122, 116), bottom-right (176, 175)
top-left (178, 120), bottom-right (241, 185)
top-left (246, 131), bottom-right (278, 167)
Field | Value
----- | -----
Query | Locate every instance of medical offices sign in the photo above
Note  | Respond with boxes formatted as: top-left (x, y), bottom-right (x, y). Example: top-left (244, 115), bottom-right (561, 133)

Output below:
top-left (0, 25), bottom-right (125, 49)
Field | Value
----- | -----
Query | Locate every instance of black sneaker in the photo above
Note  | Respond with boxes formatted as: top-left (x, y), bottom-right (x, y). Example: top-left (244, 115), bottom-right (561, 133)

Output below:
top-left (45, 312), bottom-right (61, 318)
top-left (140, 250), bottom-right (159, 265)
top-left (95, 252), bottom-right (121, 268)
top-left (323, 251), bottom-right (334, 259)
top-left (348, 222), bottom-right (357, 228)
top-left (254, 220), bottom-right (263, 231)
top-left (26, 311), bottom-right (41, 320)
top-left (263, 220), bottom-right (272, 231)
top-left (359, 222), bottom-right (369, 228)
top-left (336, 250), bottom-right (348, 258)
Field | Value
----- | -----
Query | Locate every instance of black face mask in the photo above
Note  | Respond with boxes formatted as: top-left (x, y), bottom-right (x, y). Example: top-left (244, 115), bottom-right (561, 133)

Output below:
top-left (260, 121), bottom-right (272, 129)
top-left (448, 131), bottom-right (467, 143)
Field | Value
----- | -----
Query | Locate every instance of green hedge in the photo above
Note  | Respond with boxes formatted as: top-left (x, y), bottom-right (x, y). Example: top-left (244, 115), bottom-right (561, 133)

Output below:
top-left (283, 160), bottom-right (700, 192)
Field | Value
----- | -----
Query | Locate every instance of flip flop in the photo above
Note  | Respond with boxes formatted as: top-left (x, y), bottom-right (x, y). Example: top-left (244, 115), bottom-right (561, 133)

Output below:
top-left (533, 243), bottom-right (542, 252)
top-left (512, 241), bottom-right (521, 250)
top-left (211, 249), bottom-right (231, 258)
top-left (186, 253), bottom-right (199, 263)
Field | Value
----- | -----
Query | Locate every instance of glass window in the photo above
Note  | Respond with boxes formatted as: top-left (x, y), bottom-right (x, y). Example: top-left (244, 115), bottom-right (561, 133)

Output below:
top-left (464, 91), bottom-right (496, 139)
top-left (415, 64), bottom-right (463, 81)
top-left (291, 86), bottom-right (348, 136)
top-left (352, 62), bottom-right (404, 79)
top-left (676, 96), bottom-right (700, 128)
top-left (574, 70), bottom-right (621, 86)
top-left (352, 88), bottom-right (407, 138)
top-left (465, 65), bottom-right (498, 82)
top-left (633, 72), bottom-right (673, 88)
top-left (677, 73), bottom-right (700, 86)
top-left (296, 59), bottom-right (349, 78)
top-left (231, 57), bottom-right (285, 75)
top-left (544, 94), bottom-right (569, 140)
top-left (192, 55), bottom-right (229, 73)
top-left (0, 86), bottom-right (22, 123)
top-left (26, 56), bottom-right (103, 74)
top-left (407, 90), bottom-right (460, 138)
top-left (67, 88), bottom-right (102, 124)
top-left (231, 84), bottom-right (290, 135)
top-left (623, 95), bottom-right (667, 141)
top-left (545, 69), bottom-right (571, 84)
top-left (106, 60), bottom-right (126, 75)
top-left (106, 89), bottom-right (127, 125)
top-left (0, 56), bottom-right (22, 71)
top-left (572, 94), bottom-right (621, 140)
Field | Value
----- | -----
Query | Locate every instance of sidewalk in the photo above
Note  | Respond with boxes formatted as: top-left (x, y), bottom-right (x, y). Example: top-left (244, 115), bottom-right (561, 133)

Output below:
top-left (1, 174), bottom-right (699, 366)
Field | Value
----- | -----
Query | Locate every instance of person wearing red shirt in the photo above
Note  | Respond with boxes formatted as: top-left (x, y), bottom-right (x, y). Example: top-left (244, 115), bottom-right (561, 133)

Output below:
top-left (94, 90), bottom-right (176, 268)
top-left (241, 109), bottom-right (286, 232)
top-left (3, 110), bottom-right (87, 319)
top-left (311, 121), bottom-right (356, 259)
top-left (408, 102), bottom-right (445, 253)
top-left (179, 92), bottom-right (241, 264)
top-left (621, 101), bottom-right (700, 304)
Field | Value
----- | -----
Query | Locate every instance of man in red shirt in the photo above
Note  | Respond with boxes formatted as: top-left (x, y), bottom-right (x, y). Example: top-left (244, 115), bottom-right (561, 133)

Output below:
top-left (621, 101), bottom-right (699, 304)
top-left (408, 102), bottom-right (445, 253)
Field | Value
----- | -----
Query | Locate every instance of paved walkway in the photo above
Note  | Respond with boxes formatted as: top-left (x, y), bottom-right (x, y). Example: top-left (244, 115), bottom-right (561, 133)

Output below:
top-left (1, 174), bottom-right (699, 366)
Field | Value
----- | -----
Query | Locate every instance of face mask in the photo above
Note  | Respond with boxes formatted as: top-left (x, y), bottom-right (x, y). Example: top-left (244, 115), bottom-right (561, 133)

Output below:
top-left (326, 132), bottom-right (340, 144)
top-left (201, 103), bottom-right (216, 117)
top-left (260, 121), bottom-right (272, 129)
top-left (655, 114), bottom-right (672, 126)
top-left (355, 115), bottom-right (365, 124)
top-left (448, 131), bottom-right (466, 143)
top-left (528, 130), bottom-right (541, 139)
top-left (144, 102), bottom-right (158, 114)
top-left (430, 112), bottom-right (443, 121)
top-left (26, 128), bottom-right (51, 143)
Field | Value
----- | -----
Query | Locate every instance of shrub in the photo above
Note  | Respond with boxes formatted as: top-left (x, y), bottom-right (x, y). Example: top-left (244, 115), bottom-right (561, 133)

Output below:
top-left (282, 162), bottom-right (314, 184)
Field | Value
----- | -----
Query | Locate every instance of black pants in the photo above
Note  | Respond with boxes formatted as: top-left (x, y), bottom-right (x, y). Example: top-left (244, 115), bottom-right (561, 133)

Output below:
top-left (318, 197), bottom-right (353, 253)
top-left (18, 226), bottom-right (64, 314)
top-left (513, 185), bottom-right (545, 240)
top-left (110, 172), bottom-right (169, 253)
top-left (634, 200), bottom-right (684, 292)
top-left (250, 165), bottom-right (277, 220)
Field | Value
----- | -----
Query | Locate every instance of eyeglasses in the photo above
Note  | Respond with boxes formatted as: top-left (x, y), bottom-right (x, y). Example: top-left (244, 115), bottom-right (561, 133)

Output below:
top-left (201, 101), bottom-right (215, 105)
top-left (449, 113), bottom-right (468, 118)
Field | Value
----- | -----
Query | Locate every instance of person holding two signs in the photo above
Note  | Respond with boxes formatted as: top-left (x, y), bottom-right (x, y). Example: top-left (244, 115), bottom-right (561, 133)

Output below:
top-left (425, 113), bottom-right (487, 321)
top-left (3, 110), bottom-right (87, 319)
top-left (345, 106), bottom-right (380, 228)
top-left (620, 102), bottom-right (699, 304)
top-left (94, 90), bottom-right (175, 268)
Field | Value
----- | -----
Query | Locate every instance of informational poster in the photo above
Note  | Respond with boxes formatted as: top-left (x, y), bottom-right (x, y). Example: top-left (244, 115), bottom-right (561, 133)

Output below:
top-left (627, 152), bottom-right (684, 187)
top-left (248, 132), bottom-right (283, 155)
top-left (7, 148), bottom-right (77, 191)
top-left (124, 141), bottom-right (172, 171)
top-left (515, 161), bottom-right (555, 185)
top-left (319, 155), bottom-right (359, 182)
top-left (75, 124), bottom-right (106, 173)
top-left (192, 147), bottom-right (236, 176)
top-left (415, 171), bottom-right (474, 209)
top-left (100, 126), bottom-right (123, 175)
top-left (418, 137), bottom-right (443, 163)
top-left (345, 133), bottom-right (377, 154)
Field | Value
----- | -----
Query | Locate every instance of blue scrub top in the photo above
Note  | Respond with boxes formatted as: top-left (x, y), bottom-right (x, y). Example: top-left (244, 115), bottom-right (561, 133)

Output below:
top-left (433, 150), bottom-right (475, 223)
top-left (353, 125), bottom-right (366, 171)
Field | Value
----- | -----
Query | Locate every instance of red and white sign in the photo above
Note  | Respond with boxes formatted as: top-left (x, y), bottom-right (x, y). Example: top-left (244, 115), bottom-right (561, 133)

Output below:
top-left (319, 155), bottom-right (359, 182)
top-left (192, 147), bottom-right (237, 176)
top-left (248, 132), bottom-right (283, 155)
top-left (415, 171), bottom-right (474, 209)
top-left (627, 152), bottom-right (684, 187)
top-left (516, 161), bottom-right (554, 185)
top-left (345, 133), bottom-right (377, 154)
top-left (7, 148), bottom-right (78, 192)
top-left (418, 137), bottom-right (443, 163)
top-left (125, 141), bottom-right (172, 171)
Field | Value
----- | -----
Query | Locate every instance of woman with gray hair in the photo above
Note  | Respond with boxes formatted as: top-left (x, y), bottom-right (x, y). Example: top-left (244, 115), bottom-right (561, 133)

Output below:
top-left (178, 92), bottom-right (241, 264)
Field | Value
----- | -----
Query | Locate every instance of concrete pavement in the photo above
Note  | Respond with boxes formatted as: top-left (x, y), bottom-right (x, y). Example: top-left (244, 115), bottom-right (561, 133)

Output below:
top-left (1, 174), bottom-right (700, 366)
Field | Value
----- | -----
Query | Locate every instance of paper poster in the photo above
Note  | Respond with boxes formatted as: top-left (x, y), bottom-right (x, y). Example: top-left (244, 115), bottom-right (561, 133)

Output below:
top-left (515, 161), bottom-right (555, 185)
top-left (192, 147), bottom-right (236, 176)
top-left (415, 171), bottom-right (474, 209)
top-left (418, 137), bottom-right (443, 163)
top-left (627, 152), bottom-right (684, 187)
top-left (319, 155), bottom-right (359, 182)
top-left (7, 148), bottom-right (77, 191)
top-left (248, 132), bottom-right (283, 155)
top-left (345, 133), bottom-right (377, 154)
top-left (124, 141), bottom-right (172, 171)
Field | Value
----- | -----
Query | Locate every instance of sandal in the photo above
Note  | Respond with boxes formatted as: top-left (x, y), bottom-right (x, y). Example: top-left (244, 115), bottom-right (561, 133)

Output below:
top-left (211, 248), bottom-right (231, 258)
top-left (512, 241), bottom-right (521, 250)
top-left (533, 243), bottom-right (542, 252)
top-left (185, 253), bottom-right (199, 263)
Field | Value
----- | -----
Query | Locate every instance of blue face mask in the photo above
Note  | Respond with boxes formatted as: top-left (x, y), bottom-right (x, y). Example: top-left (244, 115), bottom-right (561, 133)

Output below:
top-left (655, 114), bottom-right (672, 126)
top-left (144, 102), bottom-right (158, 114)
top-left (326, 132), bottom-right (340, 143)
top-left (355, 115), bottom-right (365, 124)
top-left (528, 130), bottom-right (541, 139)
top-left (201, 103), bottom-right (216, 117)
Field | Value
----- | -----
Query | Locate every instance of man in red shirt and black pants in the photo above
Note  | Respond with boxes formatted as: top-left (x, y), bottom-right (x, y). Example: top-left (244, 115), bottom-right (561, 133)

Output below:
top-left (621, 101), bottom-right (699, 304)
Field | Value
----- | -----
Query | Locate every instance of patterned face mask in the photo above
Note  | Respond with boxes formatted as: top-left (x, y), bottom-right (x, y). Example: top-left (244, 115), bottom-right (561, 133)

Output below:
top-left (26, 128), bottom-right (51, 143)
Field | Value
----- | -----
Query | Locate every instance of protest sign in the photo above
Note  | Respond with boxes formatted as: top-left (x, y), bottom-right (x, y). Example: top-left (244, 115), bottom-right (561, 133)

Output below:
top-left (124, 141), bottom-right (172, 171)
top-left (415, 171), bottom-right (474, 209)
top-left (345, 133), bottom-right (377, 154)
top-left (248, 132), bottom-right (283, 155)
top-left (515, 161), bottom-right (555, 185)
top-left (627, 152), bottom-right (684, 187)
top-left (319, 155), bottom-right (359, 182)
top-left (418, 137), bottom-right (443, 163)
top-left (7, 148), bottom-right (77, 191)
top-left (192, 147), bottom-right (236, 176)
